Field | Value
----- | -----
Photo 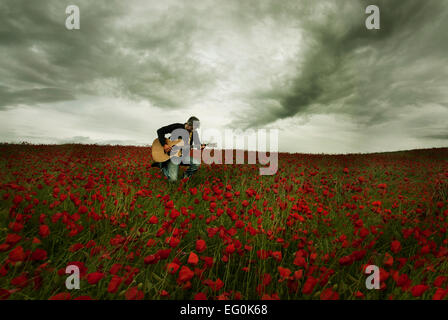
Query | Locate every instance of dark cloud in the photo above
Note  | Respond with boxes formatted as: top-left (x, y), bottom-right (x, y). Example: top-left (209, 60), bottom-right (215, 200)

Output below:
top-left (235, 0), bottom-right (448, 130)
top-left (0, 86), bottom-right (75, 108)
top-left (0, 0), bottom-right (214, 109)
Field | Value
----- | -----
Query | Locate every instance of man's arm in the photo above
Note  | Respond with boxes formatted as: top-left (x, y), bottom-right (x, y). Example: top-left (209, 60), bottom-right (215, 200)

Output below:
top-left (157, 123), bottom-right (183, 147)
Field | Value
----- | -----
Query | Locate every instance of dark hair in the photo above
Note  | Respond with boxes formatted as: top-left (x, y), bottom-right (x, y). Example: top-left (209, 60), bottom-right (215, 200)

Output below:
top-left (187, 116), bottom-right (200, 127)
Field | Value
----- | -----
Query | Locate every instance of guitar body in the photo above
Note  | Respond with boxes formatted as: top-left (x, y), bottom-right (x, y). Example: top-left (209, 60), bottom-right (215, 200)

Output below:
top-left (152, 136), bottom-right (216, 163)
top-left (151, 138), bottom-right (185, 163)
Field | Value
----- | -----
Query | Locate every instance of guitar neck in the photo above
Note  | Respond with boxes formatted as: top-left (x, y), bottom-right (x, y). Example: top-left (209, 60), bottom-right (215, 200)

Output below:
top-left (189, 143), bottom-right (217, 149)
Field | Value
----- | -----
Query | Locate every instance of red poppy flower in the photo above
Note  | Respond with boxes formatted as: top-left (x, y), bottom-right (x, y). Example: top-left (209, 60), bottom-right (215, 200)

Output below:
top-left (167, 262), bottom-right (180, 274)
top-left (170, 209), bottom-right (180, 219)
top-left (196, 239), bottom-right (206, 253)
top-left (74, 295), bottom-right (92, 300)
top-left (261, 293), bottom-right (280, 300)
top-left (262, 273), bottom-right (272, 286)
top-left (49, 292), bottom-right (71, 300)
top-left (0, 289), bottom-right (11, 300)
top-left (294, 270), bottom-right (303, 280)
top-left (359, 228), bottom-right (369, 238)
top-left (39, 225), bottom-right (50, 238)
top-left (144, 254), bottom-right (159, 265)
top-left (69, 243), bottom-right (84, 252)
top-left (204, 278), bottom-right (224, 292)
top-left (9, 246), bottom-right (26, 262)
top-left (78, 205), bottom-right (88, 214)
top-left (201, 256), bottom-right (214, 268)
top-left (187, 252), bottom-right (199, 265)
top-left (107, 276), bottom-right (122, 293)
top-left (278, 267), bottom-right (291, 279)
top-left (433, 288), bottom-right (448, 300)
top-left (396, 274), bottom-right (412, 290)
top-left (339, 255), bottom-right (354, 266)
top-left (178, 266), bottom-right (194, 282)
top-left (109, 264), bottom-right (122, 275)
top-left (411, 284), bottom-right (429, 297)
top-left (5, 234), bottom-right (21, 245)
top-left (68, 261), bottom-right (88, 277)
top-left (320, 288), bottom-right (339, 300)
top-left (160, 290), bottom-right (169, 297)
top-left (257, 249), bottom-right (270, 259)
top-left (302, 276), bottom-right (318, 295)
top-left (87, 272), bottom-right (105, 285)
top-left (8, 222), bottom-right (23, 233)
top-left (272, 251), bottom-right (282, 262)
top-left (168, 237), bottom-right (180, 248)
top-left (391, 240), bottom-right (402, 253)
top-left (293, 256), bottom-right (306, 268)
top-left (31, 249), bottom-right (48, 261)
top-left (383, 253), bottom-right (394, 268)
top-left (157, 248), bottom-right (171, 260)
top-left (433, 276), bottom-right (447, 288)
top-left (11, 274), bottom-right (28, 288)
top-left (225, 244), bottom-right (235, 255)
top-left (194, 292), bottom-right (207, 300)
top-left (146, 239), bottom-right (157, 247)
top-left (165, 200), bottom-right (174, 209)
top-left (125, 286), bottom-right (144, 300)
top-left (211, 279), bottom-right (224, 291)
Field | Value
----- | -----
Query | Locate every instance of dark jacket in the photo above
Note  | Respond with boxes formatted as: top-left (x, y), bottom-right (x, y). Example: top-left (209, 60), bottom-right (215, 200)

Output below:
top-left (157, 123), bottom-right (201, 148)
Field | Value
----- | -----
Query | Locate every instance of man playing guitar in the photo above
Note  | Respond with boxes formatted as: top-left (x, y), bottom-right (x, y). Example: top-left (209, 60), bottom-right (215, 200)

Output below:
top-left (151, 116), bottom-right (204, 181)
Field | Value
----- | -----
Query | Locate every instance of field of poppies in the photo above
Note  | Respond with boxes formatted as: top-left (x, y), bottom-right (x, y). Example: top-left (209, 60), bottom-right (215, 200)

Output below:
top-left (0, 143), bottom-right (447, 300)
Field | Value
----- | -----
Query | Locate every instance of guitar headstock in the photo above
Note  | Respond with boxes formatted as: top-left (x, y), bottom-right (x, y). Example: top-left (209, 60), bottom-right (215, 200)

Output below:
top-left (192, 143), bottom-right (217, 150)
top-left (202, 143), bottom-right (218, 148)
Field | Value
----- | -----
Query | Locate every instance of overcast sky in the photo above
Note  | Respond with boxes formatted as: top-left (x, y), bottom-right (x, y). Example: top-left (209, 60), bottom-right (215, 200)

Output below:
top-left (0, 0), bottom-right (447, 153)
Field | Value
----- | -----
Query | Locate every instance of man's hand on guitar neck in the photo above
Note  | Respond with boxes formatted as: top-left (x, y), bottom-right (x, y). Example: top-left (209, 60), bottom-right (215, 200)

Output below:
top-left (163, 142), bottom-right (206, 155)
top-left (163, 144), bottom-right (172, 153)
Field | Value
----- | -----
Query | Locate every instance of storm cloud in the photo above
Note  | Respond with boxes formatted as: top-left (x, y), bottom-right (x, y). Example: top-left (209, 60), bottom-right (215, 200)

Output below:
top-left (0, 0), bottom-right (214, 109)
top-left (234, 0), bottom-right (448, 129)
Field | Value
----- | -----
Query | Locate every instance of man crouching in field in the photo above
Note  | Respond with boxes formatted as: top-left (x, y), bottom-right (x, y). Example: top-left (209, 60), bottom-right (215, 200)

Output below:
top-left (151, 116), bottom-right (204, 182)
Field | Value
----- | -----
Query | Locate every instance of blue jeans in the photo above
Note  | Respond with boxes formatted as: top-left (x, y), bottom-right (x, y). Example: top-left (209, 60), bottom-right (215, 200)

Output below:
top-left (162, 156), bottom-right (200, 182)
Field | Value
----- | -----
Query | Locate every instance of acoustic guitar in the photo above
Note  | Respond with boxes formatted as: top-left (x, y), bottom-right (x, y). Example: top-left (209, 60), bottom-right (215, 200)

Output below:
top-left (151, 137), bottom-right (217, 163)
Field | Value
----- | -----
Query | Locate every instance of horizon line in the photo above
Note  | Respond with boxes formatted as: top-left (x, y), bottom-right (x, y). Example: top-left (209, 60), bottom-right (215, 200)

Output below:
top-left (1, 141), bottom-right (447, 157)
